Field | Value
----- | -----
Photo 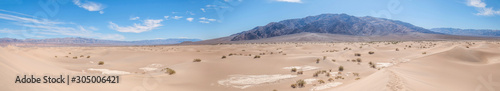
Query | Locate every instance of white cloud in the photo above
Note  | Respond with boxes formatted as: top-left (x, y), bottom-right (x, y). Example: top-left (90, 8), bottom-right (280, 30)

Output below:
top-left (199, 21), bottom-right (210, 23)
top-left (201, 8), bottom-right (206, 12)
top-left (173, 16), bottom-right (183, 19)
top-left (109, 19), bottom-right (163, 33)
top-left (164, 16), bottom-right (170, 19)
top-left (467, 0), bottom-right (500, 16)
top-left (198, 17), bottom-right (217, 23)
top-left (0, 10), bottom-right (123, 40)
top-left (186, 18), bottom-right (194, 22)
top-left (73, 0), bottom-right (105, 14)
top-left (130, 16), bottom-right (140, 20)
top-left (275, 0), bottom-right (302, 3)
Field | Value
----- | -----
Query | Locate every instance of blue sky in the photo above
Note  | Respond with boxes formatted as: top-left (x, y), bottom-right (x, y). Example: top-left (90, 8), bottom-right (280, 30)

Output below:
top-left (0, 0), bottom-right (499, 41)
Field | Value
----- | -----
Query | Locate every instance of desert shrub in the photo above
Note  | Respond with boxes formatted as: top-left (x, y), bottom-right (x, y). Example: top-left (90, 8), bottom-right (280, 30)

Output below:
top-left (356, 58), bottom-right (362, 62)
top-left (296, 79), bottom-right (306, 87)
top-left (318, 80), bottom-right (325, 84)
top-left (316, 58), bottom-right (320, 63)
top-left (396, 48), bottom-right (399, 51)
top-left (98, 61), bottom-right (104, 65)
top-left (332, 59), bottom-right (336, 62)
top-left (193, 59), bottom-right (202, 62)
top-left (80, 55), bottom-right (84, 57)
top-left (254, 55), bottom-right (261, 59)
top-left (228, 53), bottom-right (234, 56)
top-left (273, 89), bottom-right (277, 91)
top-left (368, 51), bottom-right (374, 54)
top-left (466, 46), bottom-right (469, 48)
top-left (313, 71), bottom-right (320, 77)
top-left (338, 66), bottom-right (344, 72)
top-left (221, 56), bottom-right (226, 59)
top-left (353, 73), bottom-right (359, 77)
top-left (369, 61), bottom-right (373, 65)
top-left (164, 68), bottom-right (176, 75)
top-left (87, 56), bottom-right (90, 58)
top-left (354, 53), bottom-right (361, 56)
top-left (291, 68), bottom-right (297, 72)
top-left (55, 56), bottom-right (57, 58)
top-left (297, 71), bottom-right (303, 75)
top-left (355, 78), bottom-right (361, 80)
top-left (323, 56), bottom-right (327, 60)
top-left (326, 73), bottom-right (331, 77)
top-left (422, 52), bottom-right (427, 54)
top-left (291, 84), bottom-right (297, 88)
top-left (73, 56), bottom-right (78, 59)
top-left (328, 78), bottom-right (334, 82)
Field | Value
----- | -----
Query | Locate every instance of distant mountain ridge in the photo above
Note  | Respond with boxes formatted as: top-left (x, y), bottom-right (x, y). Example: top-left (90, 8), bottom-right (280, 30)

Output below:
top-left (0, 37), bottom-right (201, 46)
top-left (430, 28), bottom-right (500, 37)
top-left (231, 14), bottom-right (439, 41)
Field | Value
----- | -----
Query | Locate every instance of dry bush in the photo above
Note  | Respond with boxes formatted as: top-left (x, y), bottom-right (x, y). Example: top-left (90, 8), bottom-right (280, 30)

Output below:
top-left (221, 56), bottom-right (226, 59)
top-left (87, 56), bottom-right (90, 58)
top-left (254, 55), bottom-right (261, 59)
top-left (291, 84), bottom-right (297, 88)
top-left (297, 71), bottom-right (303, 75)
top-left (318, 80), bottom-right (325, 84)
top-left (356, 58), bottom-right (362, 62)
top-left (328, 78), bottom-right (334, 82)
top-left (332, 59), bottom-right (336, 62)
top-left (396, 48), bottom-right (399, 51)
top-left (313, 71), bottom-right (320, 77)
top-left (422, 52), bottom-right (427, 54)
top-left (98, 61), bottom-right (104, 65)
top-left (354, 53), bottom-right (361, 56)
top-left (164, 68), bottom-right (176, 75)
top-left (355, 78), bottom-right (361, 80)
top-left (338, 66), bottom-right (344, 72)
top-left (316, 58), bottom-right (320, 64)
top-left (368, 51), bottom-right (374, 54)
top-left (193, 59), bottom-right (202, 62)
top-left (296, 79), bottom-right (306, 88)
top-left (291, 68), bottom-right (297, 72)
top-left (73, 56), bottom-right (78, 59)
top-left (323, 56), bottom-right (327, 60)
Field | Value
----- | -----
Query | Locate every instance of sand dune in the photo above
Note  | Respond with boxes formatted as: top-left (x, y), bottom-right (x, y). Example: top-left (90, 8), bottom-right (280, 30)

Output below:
top-left (1, 41), bottom-right (500, 91)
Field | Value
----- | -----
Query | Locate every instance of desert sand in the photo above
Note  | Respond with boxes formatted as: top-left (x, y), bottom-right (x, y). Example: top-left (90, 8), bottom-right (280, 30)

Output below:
top-left (1, 41), bottom-right (500, 91)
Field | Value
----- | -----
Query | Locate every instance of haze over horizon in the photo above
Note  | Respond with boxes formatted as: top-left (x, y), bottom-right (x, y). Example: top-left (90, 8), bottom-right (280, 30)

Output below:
top-left (1, 0), bottom-right (499, 41)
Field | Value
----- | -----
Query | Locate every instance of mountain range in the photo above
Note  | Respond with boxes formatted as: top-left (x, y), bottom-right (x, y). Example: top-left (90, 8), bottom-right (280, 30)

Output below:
top-left (187, 14), bottom-right (497, 44)
top-left (430, 28), bottom-right (500, 37)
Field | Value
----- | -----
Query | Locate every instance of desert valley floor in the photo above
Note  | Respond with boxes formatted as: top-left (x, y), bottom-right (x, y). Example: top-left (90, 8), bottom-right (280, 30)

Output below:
top-left (1, 41), bottom-right (500, 91)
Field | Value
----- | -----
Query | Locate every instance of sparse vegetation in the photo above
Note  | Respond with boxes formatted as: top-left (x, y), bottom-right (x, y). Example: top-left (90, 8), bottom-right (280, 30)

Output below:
top-left (291, 84), bottom-right (297, 88)
top-left (355, 78), bottom-right (361, 80)
top-left (297, 71), bottom-right (303, 75)
top-left (86, 56), bottom-right (90, 58)
top-left (73, 56), bottom-right (77, 59)
top-left (422, 52), bottom-right (427, 54)
top-left (328, 78), bottom-right (334, 82)
top-left (338, 66), bottom-right (344, 72)
top-left (318, 80), bottom-right (325, 84)
top-left (323, 56), bottom-right (327, 60)
top-left (164, 68), bottom-right (176, 75)
top-left (254, 55), bottom-right (261, 59)
top-left (368, 51), bottom-right (375, 54)
top-left (296, 79), bottom-right (306, 88)
top-left (354, 53), bottom-right (361, 56)
top-left (193, 59), bottom-right (202, 62)
top-left (332, 59), bottom-right (336, 62)
top-left (221, 56), bottom-right (226, 59)
top-left (291, 68), bottom-right (297, 72)
top-left (356, 58), bottom-right (362, 62)
top-left (98, 61), bottom-right (104, 65)
top-left (316, 58), bottom-right (320, 63)
top-left (396, 48), bottom-right (399, 51)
